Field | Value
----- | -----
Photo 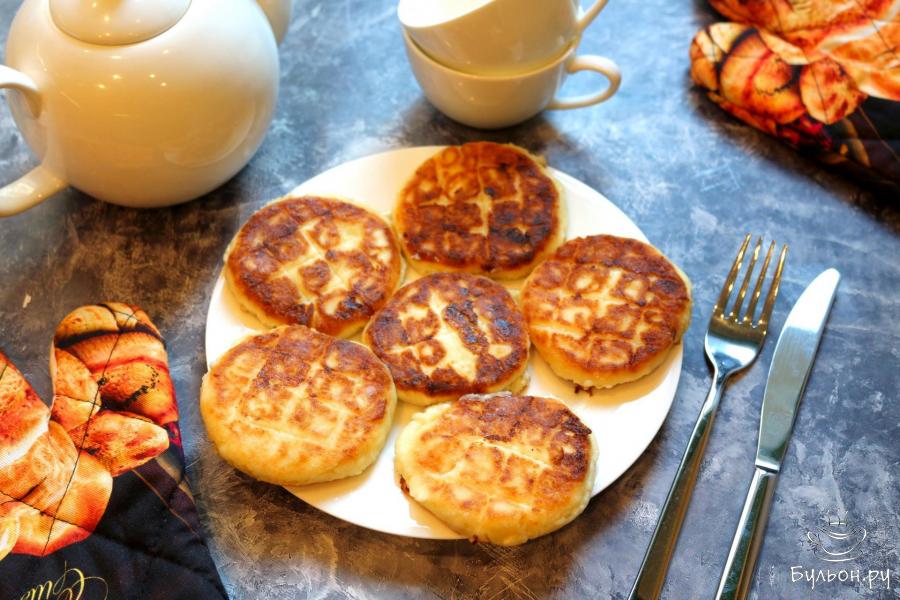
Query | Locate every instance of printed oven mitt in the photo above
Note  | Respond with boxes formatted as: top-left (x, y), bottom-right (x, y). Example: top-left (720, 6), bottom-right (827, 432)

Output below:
top-left (0, 303), bottom-right (226, 599)
top-left (689, 0), bottom-right (900, 191)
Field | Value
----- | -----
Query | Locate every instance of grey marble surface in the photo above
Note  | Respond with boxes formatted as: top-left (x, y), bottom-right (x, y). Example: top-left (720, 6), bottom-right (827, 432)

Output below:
top-left (0, 0), bottom-right (898, 598)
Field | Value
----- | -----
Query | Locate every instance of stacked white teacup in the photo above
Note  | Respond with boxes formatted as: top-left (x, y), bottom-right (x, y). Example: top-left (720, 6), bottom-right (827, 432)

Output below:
top-left (399, 0), bottom-right (621, 129)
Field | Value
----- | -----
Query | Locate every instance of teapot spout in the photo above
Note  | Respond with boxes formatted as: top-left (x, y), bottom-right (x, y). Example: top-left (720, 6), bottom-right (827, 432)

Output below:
top-left (257, 0), bottom-right (292, 44)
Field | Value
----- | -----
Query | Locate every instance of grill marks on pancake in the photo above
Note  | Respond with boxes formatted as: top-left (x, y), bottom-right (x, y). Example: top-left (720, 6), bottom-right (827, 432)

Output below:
top-left (226, 196), bottom-right (401, 336)
top-left (396, 143), bottom-right (563, 277)
top-left (437, 395), bottom-right (593, 486)
top-left (200, 325), bottom-right (396, 485)
top-left (396, 393), bottom-right (595, 543)
top-left (523, 235), bottom-right (691, 381)
top-left (208, 326), bottom-right (392, 465)
top-left (365, 273), bottom-right (528, 401)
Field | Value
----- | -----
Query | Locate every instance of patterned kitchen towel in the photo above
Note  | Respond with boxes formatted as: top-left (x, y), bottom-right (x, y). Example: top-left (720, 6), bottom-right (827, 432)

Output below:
top-left (0, 303), bottom-right (226, 600)
top-left (690, 0), bottom-right (899, 193)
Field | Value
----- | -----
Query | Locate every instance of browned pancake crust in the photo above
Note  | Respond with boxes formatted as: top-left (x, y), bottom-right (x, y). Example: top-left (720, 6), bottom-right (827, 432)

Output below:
top-left (225, 195), bottom-right (402, 337)
top-left (201, 325), bottom-right (395, 485)
top-left (364, 273), bottom-right (529, 405)
top-left (395, 393), bottom-right (596, 545)
top-left (395, 143), bottom-right (565, 279)
top-left (414, 394), bottom-right (593, 484)
top-left (521, 235), bottom-right (692, 387)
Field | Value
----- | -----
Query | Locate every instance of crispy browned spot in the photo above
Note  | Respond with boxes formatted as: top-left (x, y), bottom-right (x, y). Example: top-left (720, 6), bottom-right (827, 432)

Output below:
top-left (522, 235), bottom-right (691, 382)
top-left (395, 143), bottom-right (563, 277)
top-left (225, 196), bottom-right (402, 335)
top-left (207, 326), bottom-right (392, 466)
top-left (364, 273), bottom-right (528, 400)
top-left (409, 393), bottom-right (592, 511)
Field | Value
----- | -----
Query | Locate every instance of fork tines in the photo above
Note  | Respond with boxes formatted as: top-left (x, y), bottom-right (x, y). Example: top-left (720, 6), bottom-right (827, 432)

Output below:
top-left (716, 234), bottom-right (787, 330)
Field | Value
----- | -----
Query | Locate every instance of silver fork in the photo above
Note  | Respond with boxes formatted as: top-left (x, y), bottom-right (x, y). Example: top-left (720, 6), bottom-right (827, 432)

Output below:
top-left (628, 234), bottom-right (787, 600)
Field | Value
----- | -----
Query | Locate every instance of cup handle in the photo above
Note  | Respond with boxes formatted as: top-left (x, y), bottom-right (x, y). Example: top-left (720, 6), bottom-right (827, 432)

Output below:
top-left (547, 55), bottom-right (621, 110)
top-left (0, 65), bottom-right (67, 217)
top-left (577, 0), bottom-right (610, 33)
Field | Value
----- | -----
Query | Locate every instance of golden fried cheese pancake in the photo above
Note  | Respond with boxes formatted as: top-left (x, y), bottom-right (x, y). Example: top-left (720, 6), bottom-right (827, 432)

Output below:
top-left (395, 142), bottom-right (566, 280)
top-left (395, 392), bottom-right (597, 546)
top-left (200, 325), bottom-right (396, 486)
top-left (363, 273), bottom-right (529, 406)
top-left (522, 235), bottom-right (692, 389)
top-left (225, 195), bottom-right (403, 338)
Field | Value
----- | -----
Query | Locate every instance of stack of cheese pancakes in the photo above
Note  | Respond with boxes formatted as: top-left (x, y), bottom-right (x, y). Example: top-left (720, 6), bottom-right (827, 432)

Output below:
top-left (202, 142), bottom-right (692, 545)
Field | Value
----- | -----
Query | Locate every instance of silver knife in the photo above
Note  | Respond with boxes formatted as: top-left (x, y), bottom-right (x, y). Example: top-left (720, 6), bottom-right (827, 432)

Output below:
top-left (715, 268), bottom-right (840, 600)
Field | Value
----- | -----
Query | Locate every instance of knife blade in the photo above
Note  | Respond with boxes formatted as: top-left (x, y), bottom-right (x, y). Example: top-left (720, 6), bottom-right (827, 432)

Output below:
top-left (756, 268), bottom-right (840, 473)
top-left (715, 268), bottom-right (840, 600)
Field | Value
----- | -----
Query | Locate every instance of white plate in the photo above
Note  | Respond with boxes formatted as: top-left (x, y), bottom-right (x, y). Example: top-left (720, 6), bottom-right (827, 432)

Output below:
top-left (204, 146), bottom-right (682, 540)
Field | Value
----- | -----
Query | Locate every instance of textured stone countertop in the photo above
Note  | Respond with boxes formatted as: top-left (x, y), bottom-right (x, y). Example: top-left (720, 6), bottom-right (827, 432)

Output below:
top-left (0, 0), bottom-right (897, 598)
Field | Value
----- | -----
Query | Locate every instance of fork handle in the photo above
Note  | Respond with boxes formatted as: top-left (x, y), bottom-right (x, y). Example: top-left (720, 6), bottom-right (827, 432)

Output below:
top-left (715, 467), bottom-right (778, 600)
top-left (628, 371), bottom-right (728, 600)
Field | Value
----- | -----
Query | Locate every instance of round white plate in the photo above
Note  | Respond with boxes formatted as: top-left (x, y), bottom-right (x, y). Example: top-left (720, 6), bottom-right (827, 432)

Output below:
top-left (204, 146), bottom-right (682, 539)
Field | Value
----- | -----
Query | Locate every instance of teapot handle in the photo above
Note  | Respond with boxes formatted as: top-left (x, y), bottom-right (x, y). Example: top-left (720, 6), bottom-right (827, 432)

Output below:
top-left (0, 66), bottom-right (67, 217)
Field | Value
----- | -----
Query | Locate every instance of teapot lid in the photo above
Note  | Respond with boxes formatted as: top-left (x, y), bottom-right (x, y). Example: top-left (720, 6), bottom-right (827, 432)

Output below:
top-left (50, 0), bottom-right (191, 46)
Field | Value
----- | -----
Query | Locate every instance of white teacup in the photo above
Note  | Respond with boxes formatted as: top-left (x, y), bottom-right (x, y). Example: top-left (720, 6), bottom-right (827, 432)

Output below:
top-left (398, 0), bottom-right (610, 75)
top-left (403, 30), bottom-right (621, 129)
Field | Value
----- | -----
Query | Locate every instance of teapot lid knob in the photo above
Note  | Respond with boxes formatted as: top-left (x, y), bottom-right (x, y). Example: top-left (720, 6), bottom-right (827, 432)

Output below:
top-left (50, 0), bottom-right (191, 46)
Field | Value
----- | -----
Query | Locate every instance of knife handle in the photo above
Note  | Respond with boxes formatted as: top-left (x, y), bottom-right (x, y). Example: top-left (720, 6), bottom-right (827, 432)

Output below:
top-left (715, 467), bottom-right (778, 600)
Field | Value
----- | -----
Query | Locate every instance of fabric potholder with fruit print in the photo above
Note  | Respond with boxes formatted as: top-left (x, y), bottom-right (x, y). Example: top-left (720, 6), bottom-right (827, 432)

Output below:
top-left (689, 0), bottom-right (899, 192)
top-left (0, 303), bottom-right (225, 599)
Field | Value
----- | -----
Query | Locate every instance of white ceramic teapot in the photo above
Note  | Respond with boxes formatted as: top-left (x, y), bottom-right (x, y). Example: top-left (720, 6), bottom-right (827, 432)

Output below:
top-left (0, 0), bottom-right (292, 217)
